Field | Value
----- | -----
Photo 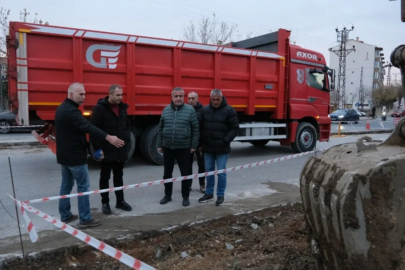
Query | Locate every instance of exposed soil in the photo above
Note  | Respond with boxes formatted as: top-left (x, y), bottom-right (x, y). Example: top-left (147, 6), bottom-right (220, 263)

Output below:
top-left (1, 203), bottom-right (316, 270)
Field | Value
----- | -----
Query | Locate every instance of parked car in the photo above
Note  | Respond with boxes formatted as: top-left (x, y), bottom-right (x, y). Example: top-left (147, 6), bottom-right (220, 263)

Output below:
top-left (0, 111), bottom-right (17, 134)
top-left (354, 109), bottom-right (366, 117)
top-left (391, 110), bottom-right (405, 118)
top-left (328, 109), bottom-right (360, 123)
top-left (0, 110), bottom-right (44, 134)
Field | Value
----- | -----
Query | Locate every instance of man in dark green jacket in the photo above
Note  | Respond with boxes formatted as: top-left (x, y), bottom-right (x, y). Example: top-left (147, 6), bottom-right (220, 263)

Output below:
top-left (157, 87), bottom-right (199, 207)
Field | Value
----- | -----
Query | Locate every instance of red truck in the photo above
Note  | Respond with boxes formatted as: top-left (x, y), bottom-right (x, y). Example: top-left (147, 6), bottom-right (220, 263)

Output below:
top-left (7, 22), bottom-right (333, 164)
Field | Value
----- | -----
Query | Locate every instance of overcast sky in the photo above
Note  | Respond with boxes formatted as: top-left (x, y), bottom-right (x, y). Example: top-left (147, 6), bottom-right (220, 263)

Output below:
top-left (3, 0), bottom-right (405, 75)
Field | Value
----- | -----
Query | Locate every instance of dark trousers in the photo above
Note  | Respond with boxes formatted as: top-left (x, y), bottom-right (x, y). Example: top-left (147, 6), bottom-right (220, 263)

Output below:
top-left (163, 148), bottom-right (191, 199)
top-left (190, 149), bottom-right (205, 186)
top-left (99, 161), bottom-right (125, 204)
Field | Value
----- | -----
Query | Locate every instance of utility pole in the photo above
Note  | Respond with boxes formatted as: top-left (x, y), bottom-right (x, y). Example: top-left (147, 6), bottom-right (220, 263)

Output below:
top-left (329, 26), bottom-right (356, 109)
top-left (358, 67), bottom-right (364, 110)
top-left (393, 73), bottom-right (399, 85)
top-left (384, 63), bottom-right (393, 87)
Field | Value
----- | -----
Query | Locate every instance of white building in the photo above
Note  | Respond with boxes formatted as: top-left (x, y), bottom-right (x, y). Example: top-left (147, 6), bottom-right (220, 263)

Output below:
top-left (329, 38), bottom-right (384, 109)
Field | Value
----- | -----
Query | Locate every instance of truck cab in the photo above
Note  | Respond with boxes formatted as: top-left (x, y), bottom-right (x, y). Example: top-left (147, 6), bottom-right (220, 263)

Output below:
top-left (232, 29), bottom-right (333, 151)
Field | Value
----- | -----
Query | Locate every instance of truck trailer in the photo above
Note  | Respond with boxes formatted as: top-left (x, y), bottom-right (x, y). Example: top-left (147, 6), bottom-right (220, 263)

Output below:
top-left (7, 22), bottom-right (333, 164)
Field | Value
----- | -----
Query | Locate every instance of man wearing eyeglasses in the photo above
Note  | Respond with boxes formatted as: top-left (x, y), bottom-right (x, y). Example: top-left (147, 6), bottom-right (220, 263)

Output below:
top-left (157, 87), bottom-right (199, 207)
top-left (187, 91), bottom-right (206, 193)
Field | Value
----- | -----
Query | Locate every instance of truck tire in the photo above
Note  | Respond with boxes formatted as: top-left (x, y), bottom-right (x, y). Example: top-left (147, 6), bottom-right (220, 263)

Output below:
top-left (88, 131), bottom-right (136, 162)
top-left (140, 124), bottom-right (163, 165)
top-left (0, 121), bottom-right (11, 134)
top-left (291, 122), bottom-right (316, 153)
top-left (249, 140), bottom-right (270, 147)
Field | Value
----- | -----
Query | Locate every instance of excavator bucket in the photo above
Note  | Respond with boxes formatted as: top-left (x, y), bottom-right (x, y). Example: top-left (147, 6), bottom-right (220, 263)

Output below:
top-left (300, 118), bottom-right (405, 269)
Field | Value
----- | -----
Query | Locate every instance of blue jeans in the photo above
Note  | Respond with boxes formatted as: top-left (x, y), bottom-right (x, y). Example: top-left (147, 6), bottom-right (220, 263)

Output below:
top-left (204, 153), bottom-right (228, 197)
top-left (59, 165), bottom-right (92, 222)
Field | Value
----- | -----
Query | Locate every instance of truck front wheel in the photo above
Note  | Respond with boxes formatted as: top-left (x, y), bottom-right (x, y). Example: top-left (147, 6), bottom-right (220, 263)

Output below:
top-left (140, 124), bottom-right (163, 165)
top-left (291, 122), bottom-right (317, 153)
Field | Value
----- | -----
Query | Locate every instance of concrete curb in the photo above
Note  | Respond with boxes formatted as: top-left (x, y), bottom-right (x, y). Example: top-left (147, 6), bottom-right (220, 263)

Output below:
top-left (0, 141), bottom-right (45, 149)
top-left (330, 129), bottom-right (393, 136)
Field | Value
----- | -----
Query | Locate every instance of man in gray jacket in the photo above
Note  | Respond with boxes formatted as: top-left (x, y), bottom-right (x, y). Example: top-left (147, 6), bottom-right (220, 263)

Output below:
top-left (157, 87), bottom-right (199, 207)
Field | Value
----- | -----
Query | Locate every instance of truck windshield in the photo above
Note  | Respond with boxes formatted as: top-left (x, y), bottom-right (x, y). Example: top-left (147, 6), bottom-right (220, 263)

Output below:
top-left (307, 69), bottom-right (325, 90)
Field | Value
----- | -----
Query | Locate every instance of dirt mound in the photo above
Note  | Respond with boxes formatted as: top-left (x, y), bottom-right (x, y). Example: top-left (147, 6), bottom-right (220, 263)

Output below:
top-left (2, 203), bottom-right (316, 270)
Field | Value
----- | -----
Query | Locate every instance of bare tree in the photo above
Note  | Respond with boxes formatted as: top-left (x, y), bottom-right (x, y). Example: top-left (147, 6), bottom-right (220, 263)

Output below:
top-left (346, 91), bottom-right (358, 106)
top-left (0, 7), bottom-right (9, 56)
top-left (372, 84), bottom-right (399, 109)
top-left (182, 14), bottom-right (239, 45)
top-left (0, 7), bottom-right (48, 56)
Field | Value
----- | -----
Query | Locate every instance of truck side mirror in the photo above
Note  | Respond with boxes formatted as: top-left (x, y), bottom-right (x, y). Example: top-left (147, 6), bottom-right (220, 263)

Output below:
top-left (328, 69), bottom-right (335, 91)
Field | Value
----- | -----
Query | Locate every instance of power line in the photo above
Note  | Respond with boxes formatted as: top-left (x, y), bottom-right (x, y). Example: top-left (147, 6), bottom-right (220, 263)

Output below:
top-left (383, 63), bottom-right (393, 87)
top-left (121, 0), bottom-right (336, 44)
top-left (165, 0), bottom-right (271, 29)
top-left (126, 0), bottom-right (270, 33)
top-left (329, 26), bottom-right (356, 108)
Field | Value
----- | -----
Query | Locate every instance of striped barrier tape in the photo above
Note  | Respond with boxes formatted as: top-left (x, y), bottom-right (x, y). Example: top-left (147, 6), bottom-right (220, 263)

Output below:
top-left (7, 150), bottom-right (324, 269)
top-left (10, 195), bottom-right (155, 270)
top-left (16, 199), bottom-right (39, 242)
top-left (24, 149), bottom-right (325, 204)
top-left (10, 125), bottom-right (45, 128)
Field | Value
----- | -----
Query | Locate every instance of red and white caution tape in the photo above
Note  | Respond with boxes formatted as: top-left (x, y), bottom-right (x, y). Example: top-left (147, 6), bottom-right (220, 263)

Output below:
top-left (10, 125), bottom-right (45, 128)
top-left (24, 149), bottom-right (325, 204)
top-left (14, 198), bottom-right (39, 243)
top-left (14, 197), bottom-right (155, 270)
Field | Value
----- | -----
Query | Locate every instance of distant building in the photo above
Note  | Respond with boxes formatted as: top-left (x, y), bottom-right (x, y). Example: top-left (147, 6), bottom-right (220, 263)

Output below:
top-left (0, 57), bottom-right (6, 80)
top-left (0, 57), bottom-right (7, 111)
top-left (329, 37), bottom-right (385, 109)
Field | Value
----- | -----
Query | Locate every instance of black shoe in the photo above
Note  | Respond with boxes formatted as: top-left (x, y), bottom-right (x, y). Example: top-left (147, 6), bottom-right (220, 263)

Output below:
top-left (102, 203), bottom-right (111, 215)
top-left (116, 201), bottom-right (132, 211)
top-left (198, 194), bottom-right (214, 203)
top-left (75, 219), bottom-right (102, 229)
top-left (200, 185), bottom-right (206, 194)
top-left (61, 214), bottom-right (78, 223)
top-left (182, 198), bottom-right (190, 207)
top-left (215, 196), bottom-right (224, 206)
top-left (160, 196), bottom-right (172, 205)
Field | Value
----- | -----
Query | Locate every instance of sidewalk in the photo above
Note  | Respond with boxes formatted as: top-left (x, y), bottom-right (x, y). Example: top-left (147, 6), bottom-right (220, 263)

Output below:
top-left (0, 134), bottom-right (44, 148)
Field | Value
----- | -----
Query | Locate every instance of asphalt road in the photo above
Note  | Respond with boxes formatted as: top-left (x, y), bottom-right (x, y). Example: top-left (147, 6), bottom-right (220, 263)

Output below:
top-left (330, 116), bottom-right (395, 133)
top-left (0, 133), bottom-right (389, 257)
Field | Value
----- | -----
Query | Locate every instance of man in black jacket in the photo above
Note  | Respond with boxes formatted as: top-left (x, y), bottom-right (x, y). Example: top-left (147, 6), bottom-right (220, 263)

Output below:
top-left (91, 85), bottom-right (132, 215)
top-left (55, 83), bottom-right (124, 229)
top-left (198, 89), bottom-right (239, 206)
top-left (187, 91), bottom-right (206, 193)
